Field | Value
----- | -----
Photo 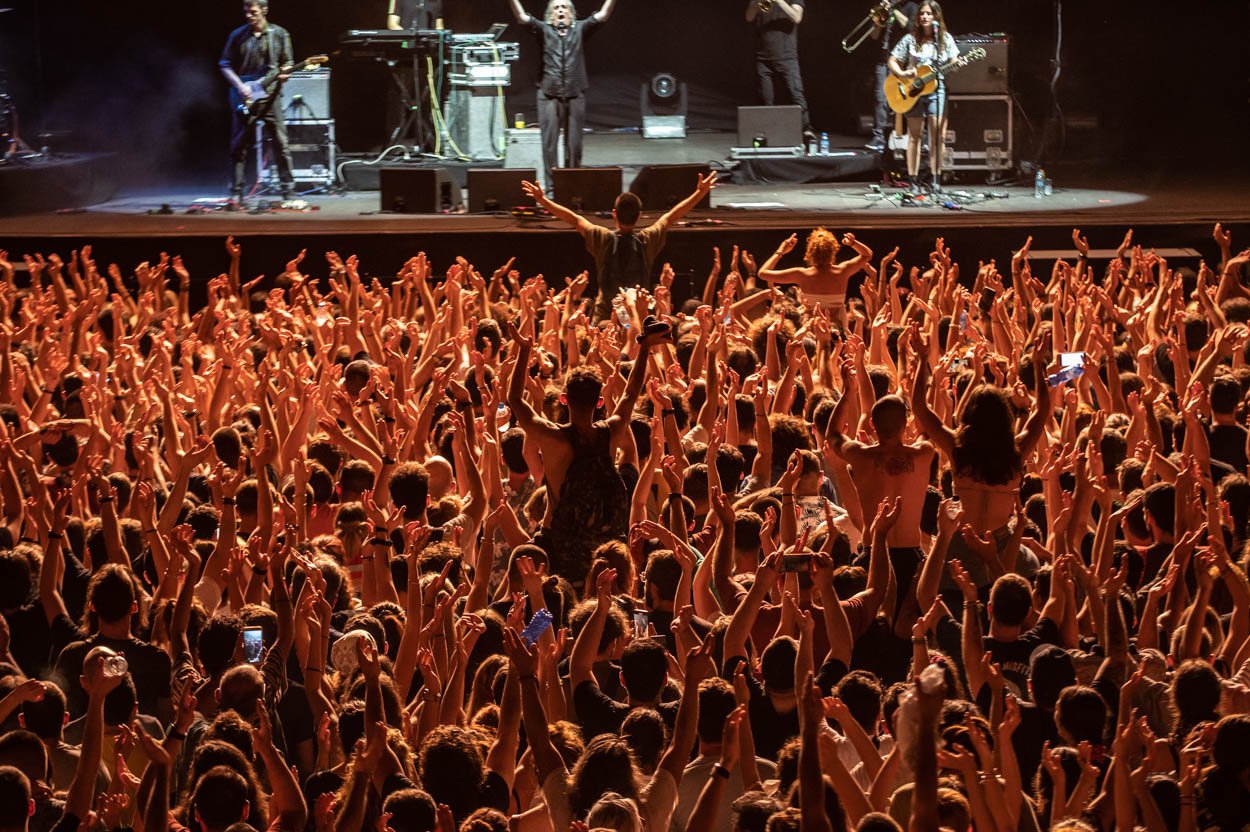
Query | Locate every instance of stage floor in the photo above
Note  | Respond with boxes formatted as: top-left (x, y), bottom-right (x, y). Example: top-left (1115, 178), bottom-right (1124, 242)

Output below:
top-left (1, 131), bottom-right (1246, 239)
top-left (0, 131), bottom-right (1245, 286)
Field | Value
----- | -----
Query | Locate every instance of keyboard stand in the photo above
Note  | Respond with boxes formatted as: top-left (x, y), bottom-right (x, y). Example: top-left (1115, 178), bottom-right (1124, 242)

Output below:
top-left (386, 55), bottom-right (426, 151)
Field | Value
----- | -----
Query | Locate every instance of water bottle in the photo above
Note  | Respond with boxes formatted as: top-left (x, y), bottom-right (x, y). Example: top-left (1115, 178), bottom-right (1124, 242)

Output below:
top-left (1047, 364), bottom-right (1084, 387)
top-left (612, 295), bottom-right (630, 329)
top-left (1034, 168), bottom-right (1045, 199)
top-left (819, 132), bottom-right (830, 155)
top-left (101, 655), bottom-right (129, 678)
top-left (521, 608), bottom-right (554, 647)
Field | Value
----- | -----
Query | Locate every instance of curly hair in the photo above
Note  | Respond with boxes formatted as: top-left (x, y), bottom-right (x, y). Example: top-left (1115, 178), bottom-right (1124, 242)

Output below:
top-left (804, 227), bottom-right (840, 268)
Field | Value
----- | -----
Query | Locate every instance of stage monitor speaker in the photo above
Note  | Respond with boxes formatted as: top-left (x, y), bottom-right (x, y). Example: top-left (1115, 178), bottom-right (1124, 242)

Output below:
top-left (737, 105), bottom-right (802, 148)
top-left (277, 69), bottom-right (332, 122)
top-left (628, 164), bottom-right (710, 211)
top-left (949, 35), bottom-right (1009, 94)
top-left (552, 167), bottom-right (622, 212)
top-left (379, 166), bottom-right (464, 213)
top-left (468, 167), bottom-right (534, 213)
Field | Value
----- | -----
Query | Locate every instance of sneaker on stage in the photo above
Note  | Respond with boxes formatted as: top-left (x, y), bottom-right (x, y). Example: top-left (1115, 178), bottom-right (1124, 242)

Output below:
top-left (865, 140), bottom-right (885, 152)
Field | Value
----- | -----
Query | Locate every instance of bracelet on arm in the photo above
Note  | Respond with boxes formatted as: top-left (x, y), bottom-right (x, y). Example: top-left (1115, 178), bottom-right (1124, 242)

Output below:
top-left (221, 497), bottom-right (236, 505)
top-left (369, 537), bottom-right (393, 547)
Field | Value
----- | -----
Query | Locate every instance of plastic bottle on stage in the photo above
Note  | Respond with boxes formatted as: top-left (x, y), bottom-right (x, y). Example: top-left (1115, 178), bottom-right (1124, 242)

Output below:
top-left (1035, 169), bottom-right (1046, 198)
top-left (819, 132), bottom-right (830, 155)
top-left (1047, 365), bottom-right (1083, 387)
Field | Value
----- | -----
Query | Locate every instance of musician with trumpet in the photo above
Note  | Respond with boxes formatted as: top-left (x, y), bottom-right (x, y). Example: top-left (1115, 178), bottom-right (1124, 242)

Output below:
top-left (887, 1), bottom-right (958, 192)
top-left (746, 0), bottom-right (815, 143)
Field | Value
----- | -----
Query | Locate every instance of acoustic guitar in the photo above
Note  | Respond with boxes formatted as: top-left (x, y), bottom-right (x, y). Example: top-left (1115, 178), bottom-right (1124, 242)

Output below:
top-left (883, 46), bottom-right (986, 115)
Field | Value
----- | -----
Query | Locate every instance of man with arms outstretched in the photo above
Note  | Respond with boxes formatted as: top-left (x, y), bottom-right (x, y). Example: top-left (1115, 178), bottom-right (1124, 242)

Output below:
top-left (521, 172), bottom-right (718, 321)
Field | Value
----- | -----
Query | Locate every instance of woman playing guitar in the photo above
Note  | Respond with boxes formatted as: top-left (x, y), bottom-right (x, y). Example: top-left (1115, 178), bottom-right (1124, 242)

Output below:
top-left (886, 1), bottom-right (959, 193)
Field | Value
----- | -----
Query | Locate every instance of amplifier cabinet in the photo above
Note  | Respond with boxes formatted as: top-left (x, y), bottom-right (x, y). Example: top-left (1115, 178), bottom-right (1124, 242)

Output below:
top-left (943, 95), bottom-right (1012, 171)
top-left (949, 35), bottom-right (1008, 95)
top-left (275, 69), bottom-right (331, 121)
top-left (259, 119), bottom-right (336, 186)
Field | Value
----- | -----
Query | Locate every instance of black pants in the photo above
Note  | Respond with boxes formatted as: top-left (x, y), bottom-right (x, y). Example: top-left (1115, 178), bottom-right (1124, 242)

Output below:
top-left (230, 101), bottom-right (294, 194)
top-left (537, 90), bottom-right (585, 185)
top-left (872, 61), bottom-right (891, 144)
top-left (756, 56), bottom-right (810, 132)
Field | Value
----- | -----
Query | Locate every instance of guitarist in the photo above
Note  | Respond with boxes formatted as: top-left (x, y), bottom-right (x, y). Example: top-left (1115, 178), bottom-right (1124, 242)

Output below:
top-left (220, 0), bottom-right (296, 204)
top-left (887, 1), bottom-right (958, 193)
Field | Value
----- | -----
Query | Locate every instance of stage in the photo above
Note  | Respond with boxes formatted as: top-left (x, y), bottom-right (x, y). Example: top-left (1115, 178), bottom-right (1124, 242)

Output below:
top-left (1, 131), bottom-right (1246, 295)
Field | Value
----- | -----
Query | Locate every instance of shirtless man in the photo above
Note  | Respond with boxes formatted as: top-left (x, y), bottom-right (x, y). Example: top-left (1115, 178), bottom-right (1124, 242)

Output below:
top-left (506, 319), bottom-right (668, 585)
top-left (824, 360), bottom-right (935, 600)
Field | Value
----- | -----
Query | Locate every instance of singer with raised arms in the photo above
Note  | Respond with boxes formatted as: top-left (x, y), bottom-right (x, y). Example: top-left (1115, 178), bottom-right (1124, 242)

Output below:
top-left (507, 0), bottom-right (617, 187)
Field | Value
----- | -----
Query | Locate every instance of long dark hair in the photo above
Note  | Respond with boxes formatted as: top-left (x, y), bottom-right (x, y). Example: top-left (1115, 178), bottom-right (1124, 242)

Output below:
top-left (913, 2), bottom-right (947, 47)
top-left (952, 386), bottom-right (1022, 485)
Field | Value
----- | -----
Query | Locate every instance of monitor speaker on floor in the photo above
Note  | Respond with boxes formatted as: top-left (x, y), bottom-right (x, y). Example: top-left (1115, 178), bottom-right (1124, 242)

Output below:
top-left (468, 168), bottom-right (535, 213)
top-left (379, 166), bottom-right (464, 214)
top-left (551, 167), bottom-right (622, 212)
top-left (628, 164), bottom-right (711, 210)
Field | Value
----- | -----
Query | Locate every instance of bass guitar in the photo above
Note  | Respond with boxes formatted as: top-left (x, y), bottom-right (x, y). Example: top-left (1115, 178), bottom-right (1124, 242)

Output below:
top-left (233, 54), bottom-right (329, 116)
top-left (883, 46), bottom-right (985, 115)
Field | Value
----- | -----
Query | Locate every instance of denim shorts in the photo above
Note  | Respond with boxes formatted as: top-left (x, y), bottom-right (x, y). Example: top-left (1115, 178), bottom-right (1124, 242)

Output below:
top-left (913, 84), bottom-right (946, 119)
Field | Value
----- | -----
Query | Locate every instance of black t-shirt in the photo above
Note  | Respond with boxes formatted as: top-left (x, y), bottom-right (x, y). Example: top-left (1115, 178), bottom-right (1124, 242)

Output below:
top-left (1011, 700), bottom-right (1059, 788)
top-left (1140, 541), bottom-right (1173, 589)
top-left (850, 615), bottom-right (914, 686)
top-left (878, 2), bottom-right (918, 59)
top-left (983, 617), bottom-right (1062, 701)
top-left (394, 0), bottom-right (442, 29)
top-left (722, 655), bottom-right (798, 761)
top-left (1209, 423), bottom-right (1248, 475)
top-left (754, 0), bottom-right (804, 61)
top-left (53, 635), bottom-right (173, 719)
top-left (527, 16), bottom-right (602, 97)
top-left (219, 23), bottom-right (294, 80)
top-left (3, 604), bottom-right (78, 680)
top-left (572, 679), bottom-right (679, 741)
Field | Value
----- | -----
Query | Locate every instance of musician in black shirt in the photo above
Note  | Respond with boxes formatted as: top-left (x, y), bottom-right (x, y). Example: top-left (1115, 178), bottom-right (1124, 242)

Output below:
top-left (387, 0), bottom-right (443, 30)
top-left (868, 1), bottom-right (916, 152)
top-left (219, 0), bottom-right (296, 202)
top-left (507, 0), bottom-right (618, 187)
top-left (745, 0), bottom-right (814, 140)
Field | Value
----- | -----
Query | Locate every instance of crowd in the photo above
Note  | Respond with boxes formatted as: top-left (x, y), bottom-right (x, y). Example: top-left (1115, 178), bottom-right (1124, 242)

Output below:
top-left (0, 219), bottom-right (1249, 832)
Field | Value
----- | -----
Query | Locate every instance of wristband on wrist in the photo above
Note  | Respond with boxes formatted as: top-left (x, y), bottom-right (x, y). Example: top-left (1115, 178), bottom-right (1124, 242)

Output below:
top-left (712, 763), bottom-right (731, 779)
top-left (47, 532), bottom-right (64, 539)
top-left (97, 496), bottom-right (113, 503)
top-left (167, 727), bottom-right (187, 741)
top-left (382, 456), bottom-right (396, 465)
top-left (370, 537), bottom-right (392, 547)
top-left (221, 497), bottom-right (236, 505)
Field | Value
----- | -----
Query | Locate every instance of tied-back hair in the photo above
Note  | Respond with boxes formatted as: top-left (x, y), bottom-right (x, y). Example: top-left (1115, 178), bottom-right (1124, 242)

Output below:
top-left (952, 385), bottom-right (1022, 486)
top-left (912, 1), bottom-right (947, 49)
